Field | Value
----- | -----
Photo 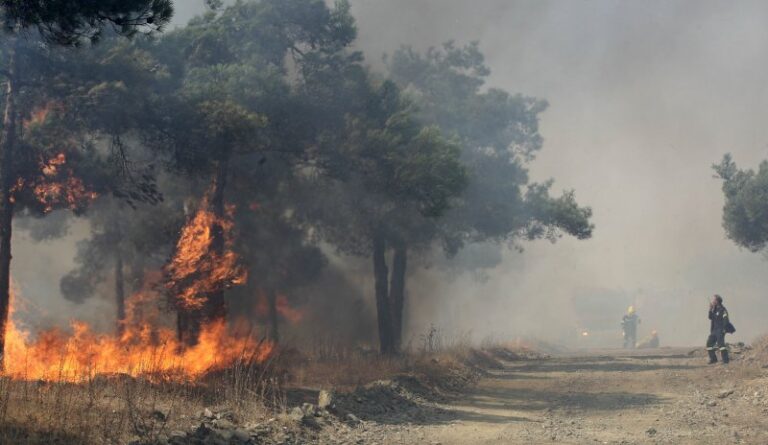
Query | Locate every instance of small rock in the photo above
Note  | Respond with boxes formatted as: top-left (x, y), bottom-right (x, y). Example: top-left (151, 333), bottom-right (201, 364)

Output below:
top-left (289, 407), bottom-right (304, 421)
top-left (346, 413), bottom-right (362, 426)
top-left (707, 400), bottom-right (718, 407)
top-left (646, 427), bottom-right (657, 437)
top-left (301, 414), bottom-right (322, 430)
top-left (718, 389), bottom-right (734, 399)
top-left (213, 418), bottom-right (234, 430)
top-left (203, 408), bottom-right (214, 419)
top-left (150, 410), bottom-right (167, 422)
top-left (301, 402), bottom-right (317, 416)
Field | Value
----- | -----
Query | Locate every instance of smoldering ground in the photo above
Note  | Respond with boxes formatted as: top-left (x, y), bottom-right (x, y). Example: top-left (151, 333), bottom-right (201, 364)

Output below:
top-left (10, 0), bottom-right (768, 350)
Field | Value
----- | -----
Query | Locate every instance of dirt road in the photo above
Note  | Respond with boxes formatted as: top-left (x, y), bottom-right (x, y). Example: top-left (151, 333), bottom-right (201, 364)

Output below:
top-left (345, 348), bottom-right (768, 444)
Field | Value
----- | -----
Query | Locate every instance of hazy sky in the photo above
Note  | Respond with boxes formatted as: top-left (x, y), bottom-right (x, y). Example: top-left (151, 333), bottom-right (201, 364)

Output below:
top-left (14, 1), bottom-right (768, 347)
top-left (342, 0), bottom-right (768, 345)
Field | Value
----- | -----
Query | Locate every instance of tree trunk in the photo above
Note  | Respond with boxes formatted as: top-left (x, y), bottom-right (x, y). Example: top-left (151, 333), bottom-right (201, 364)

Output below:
top-left (373, 232), bottom-right (394, 354)
top-left (389, 243), bottom-right (407, 353)
top-left (115, 249), bottom-right (126, 336)
top-left (267, 288), bottom-right (279, 343)
top-left (206, 157), bottom-right (229, 322)
top-left (177, 310), bottom-right (199, 346)
top-left (0, 40), bottom-right (18, 370)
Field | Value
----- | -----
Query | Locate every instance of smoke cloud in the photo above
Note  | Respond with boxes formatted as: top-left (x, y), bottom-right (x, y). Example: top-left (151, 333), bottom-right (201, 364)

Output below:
top-left (347, 0), bottom-right (768, 347)
top-left (13, 0), bottom-right (768, 349)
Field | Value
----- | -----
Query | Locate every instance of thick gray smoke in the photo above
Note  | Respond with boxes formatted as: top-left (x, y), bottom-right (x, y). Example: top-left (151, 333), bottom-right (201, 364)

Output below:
top-left (12, 0), bottom-right (768, 349)
top-left (347, 0), bottom-right (768, 347)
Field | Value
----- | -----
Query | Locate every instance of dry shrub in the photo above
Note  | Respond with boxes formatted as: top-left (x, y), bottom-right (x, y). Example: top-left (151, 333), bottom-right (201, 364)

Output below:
top-left (286, 328), bottom-right (486, 396)
top-left (286, 348), bottom-right (406, 390)
top-left (746, 335), bottom-right (768, 365)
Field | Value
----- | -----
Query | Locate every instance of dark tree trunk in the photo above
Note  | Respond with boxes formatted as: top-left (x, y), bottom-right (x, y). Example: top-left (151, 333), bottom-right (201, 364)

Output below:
top-left (389, 243), bottom-right (407, 353)
top-left (0, 41), bottom-right (18, 369)
top-left (177, 310), bottom-right (200, 346)
top-left (115, 249), bottom-right (126, 336)
top-left (373, 232), bottom-right (394, 354)
top-left (267, 288), bottom-right (279, 343)
top-left (206, 157), bottom-right (229, 322)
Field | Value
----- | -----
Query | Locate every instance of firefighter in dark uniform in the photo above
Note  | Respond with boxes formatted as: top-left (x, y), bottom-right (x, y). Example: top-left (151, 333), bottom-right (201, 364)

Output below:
top-left (621, 306), bottom-right (640, 349)
top-left (706, 294), bottom-right (730, 364)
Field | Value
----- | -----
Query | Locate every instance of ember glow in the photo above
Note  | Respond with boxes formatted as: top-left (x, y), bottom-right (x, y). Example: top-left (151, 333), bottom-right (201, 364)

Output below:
top-left (23, 102), bottom-right (57, 129)
top-left (12, 153), bottom-right (99, 213)
top-left (3, 287), bottom-right (273, 382)
top-left (256, 291), bottom-right (305, 324)
top-left (165, 190), bottom-right (247, 310)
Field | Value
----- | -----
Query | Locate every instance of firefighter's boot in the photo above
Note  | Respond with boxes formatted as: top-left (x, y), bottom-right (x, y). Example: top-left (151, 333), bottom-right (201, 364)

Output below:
top-left (720, 348), bottom-right (729, 364)
top-left (707, 349), bottom-right (718, 364)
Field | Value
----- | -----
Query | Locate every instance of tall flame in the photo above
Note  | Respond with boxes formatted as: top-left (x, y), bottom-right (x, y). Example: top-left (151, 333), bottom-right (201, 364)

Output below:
top-left (3, 285), bottom-right (273, 382)
top-left (165, 190), bottom-right (246, 310)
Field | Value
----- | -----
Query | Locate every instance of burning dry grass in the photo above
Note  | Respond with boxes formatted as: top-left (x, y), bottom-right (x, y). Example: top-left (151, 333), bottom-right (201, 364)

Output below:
top-left (0, 358), bottom-right (280, 445)
top-left (5, 285), bottom-right (274, 383)
top-left (5, 318), bottom-right (274, 383)
top-left (0, 333), bottom-right (540, 444)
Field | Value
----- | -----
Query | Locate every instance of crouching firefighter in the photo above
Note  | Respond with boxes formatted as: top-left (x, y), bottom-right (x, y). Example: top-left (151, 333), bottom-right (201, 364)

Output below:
top-left (707, 294), bottom-right (735, 364)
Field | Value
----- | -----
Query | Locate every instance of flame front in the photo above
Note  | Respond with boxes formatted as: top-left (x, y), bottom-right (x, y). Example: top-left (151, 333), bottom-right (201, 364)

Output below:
top-left (2, 180), bottom-right (266, 382)
top-left (4, 288), bottom-right (273, 382)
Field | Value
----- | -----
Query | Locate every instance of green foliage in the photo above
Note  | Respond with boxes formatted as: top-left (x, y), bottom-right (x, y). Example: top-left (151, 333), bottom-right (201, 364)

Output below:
top-left (4, 1), bottom-right (596, 350)
top-left (302, 78), bottom-right (468, 257)
top-left (0, 0), bottom-right (173, 45)
top-left (714, 154), bottom-right (768, 252)
top-left (387, 41), bottom-right (593, 256)
top-left (342, 82), bottom-right (467, 219)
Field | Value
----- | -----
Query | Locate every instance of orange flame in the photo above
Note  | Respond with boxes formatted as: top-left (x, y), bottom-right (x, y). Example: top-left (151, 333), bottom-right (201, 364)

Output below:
top-left (23, 102), bottom-right (57, 129)
top-left (13, 153), bottom-right (98, 213)
top-left (276, 295), bottom-right (304, 324)
top-left (255, 291), bottom-right (304, 324)
top-left (165, 190), bottom-right (246, 311)
top-left (4, 286), bottom-right (273, 382)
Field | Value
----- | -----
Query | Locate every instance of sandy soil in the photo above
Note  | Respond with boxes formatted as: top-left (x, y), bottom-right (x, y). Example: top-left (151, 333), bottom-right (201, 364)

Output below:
top-left (338, 348), bottom-right (768, 444)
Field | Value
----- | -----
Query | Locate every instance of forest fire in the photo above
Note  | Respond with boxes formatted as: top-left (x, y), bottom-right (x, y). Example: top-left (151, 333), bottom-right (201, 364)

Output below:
top-left (165, 191), bottom-right (247, 310)
top-left (33, 178), bottom-right (97, 213)
top-left (3, 289), bottom-right (273, 382)
top-left (10, 153), bottom-right (99, 213)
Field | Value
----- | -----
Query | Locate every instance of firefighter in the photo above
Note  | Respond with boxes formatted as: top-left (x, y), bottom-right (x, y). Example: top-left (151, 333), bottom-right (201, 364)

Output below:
top-left (707, 294), bottom-right (731, 364)
top-left (621, 306), bottom-right (640, 349)
top-left (638, 330), bottom-right (659, 349)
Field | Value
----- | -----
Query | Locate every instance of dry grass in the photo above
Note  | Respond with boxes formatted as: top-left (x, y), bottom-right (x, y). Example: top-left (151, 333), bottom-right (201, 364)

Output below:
top-left (0, 357), bottom-right (280, 445)
top-left (0, 329), bottom-right (540, 444)
top-left (286, 328), bottom-right (496, 393)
